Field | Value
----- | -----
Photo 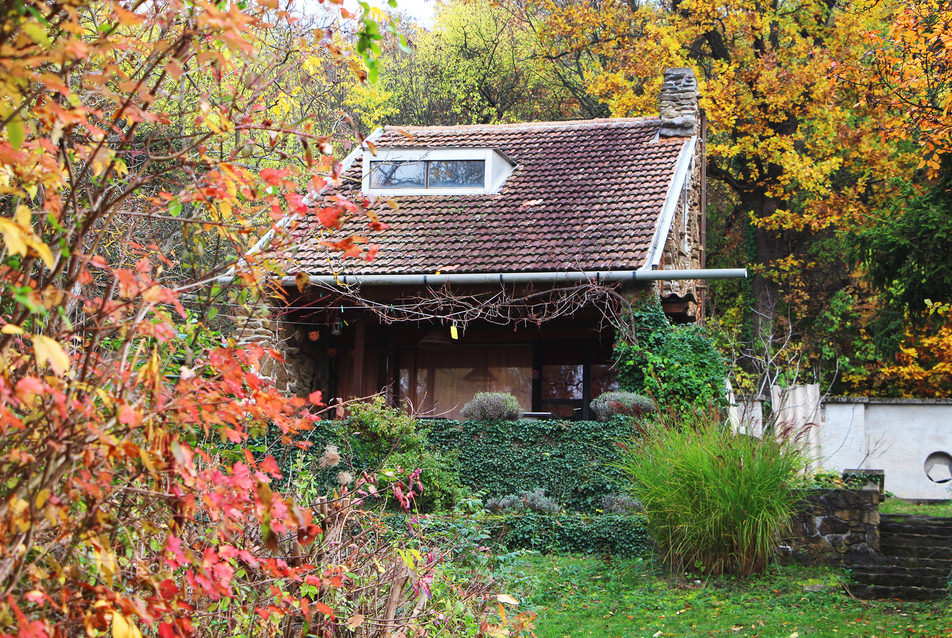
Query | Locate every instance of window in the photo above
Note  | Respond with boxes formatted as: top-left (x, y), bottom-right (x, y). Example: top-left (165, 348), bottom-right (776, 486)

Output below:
top-left (370, 159), bottom-right (485, 189)
top-left (363, 148), bottom-right (515, 195)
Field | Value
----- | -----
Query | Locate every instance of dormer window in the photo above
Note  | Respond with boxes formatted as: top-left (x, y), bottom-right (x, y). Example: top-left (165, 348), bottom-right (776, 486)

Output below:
top-left (362, 148), bottom-right (515, 195)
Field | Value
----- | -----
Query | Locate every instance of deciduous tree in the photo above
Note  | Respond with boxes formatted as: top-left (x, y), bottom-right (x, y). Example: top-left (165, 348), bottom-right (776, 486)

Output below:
top-left (0, 1), bottom-right (525, 635)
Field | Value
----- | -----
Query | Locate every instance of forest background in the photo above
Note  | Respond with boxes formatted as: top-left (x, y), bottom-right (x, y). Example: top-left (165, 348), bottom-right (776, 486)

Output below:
top-left (345, 0), bottom-right (952, 400)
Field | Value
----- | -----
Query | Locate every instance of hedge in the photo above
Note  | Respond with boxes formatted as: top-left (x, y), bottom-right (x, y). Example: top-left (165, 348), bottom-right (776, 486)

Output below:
top-left (500, 513), bottom-right (653, 557)
top-left (240, 417), bottom-right (639, 513)
top-left (427, 418), bottom-right (636, 512)
top-left (383, 513), bottom-right (654, 558)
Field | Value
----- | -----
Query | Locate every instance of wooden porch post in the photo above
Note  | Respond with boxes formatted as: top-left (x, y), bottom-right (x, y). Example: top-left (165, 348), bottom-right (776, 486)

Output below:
top-left (354, 318), bottom-right (366, 397)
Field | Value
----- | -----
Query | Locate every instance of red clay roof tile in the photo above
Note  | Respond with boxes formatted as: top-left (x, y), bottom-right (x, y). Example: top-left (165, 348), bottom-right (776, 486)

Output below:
top-left (288, 117), bottom-right (687, 275)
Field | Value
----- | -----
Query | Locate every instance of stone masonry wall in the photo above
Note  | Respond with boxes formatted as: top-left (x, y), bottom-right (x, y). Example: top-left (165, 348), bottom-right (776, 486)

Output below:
top-left (789, 489), bottom-right (880, 564)
top-left (235, 301), bottom-right (320, 397)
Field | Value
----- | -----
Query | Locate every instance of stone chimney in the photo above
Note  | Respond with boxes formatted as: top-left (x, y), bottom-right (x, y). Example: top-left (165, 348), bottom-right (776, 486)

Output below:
top-left (659, 68), bottom-right (699, 137)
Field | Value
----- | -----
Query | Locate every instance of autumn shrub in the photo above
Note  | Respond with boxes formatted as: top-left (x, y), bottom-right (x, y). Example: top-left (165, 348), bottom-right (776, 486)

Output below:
top-left (0, 2), bottom-right (532, 635)
top-left (333, 397), bottom-right (473, 512)
top-left (590, 390), bottom-right (655, 421)
top-left (461, 392), bottom-right (524, 420)
top-left (615, 409), bottom-right (805, 576)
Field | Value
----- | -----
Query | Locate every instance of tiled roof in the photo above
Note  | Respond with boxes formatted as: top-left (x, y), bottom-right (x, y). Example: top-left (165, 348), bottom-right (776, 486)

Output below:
top-left (289, 118), bottom-right (688, 275)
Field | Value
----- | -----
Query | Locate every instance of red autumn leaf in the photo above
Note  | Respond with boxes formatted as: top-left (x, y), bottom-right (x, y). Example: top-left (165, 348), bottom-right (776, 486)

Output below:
top-left (157, 622), bottom-right (176, 638)
top-left (260, 168), bottom-right (290, 186)
top-left (118, 404), bottom-right (142, 427)
top-left (286, 192), bottom-right (308, 215)
top-left (308, 390), bottom-right (323, 406)
top-left (312, 601), bottom-right (336, 619)
top-left (316, 206), bottom-right (342, 229)
top-left (14, 377), bottom-right (44, 401)
top-left (159, 579), bottom-right (179, 600)
top-left (363, 244), bottom-right (380, 262)
top-left (259, 456), bottom-right (281, 477)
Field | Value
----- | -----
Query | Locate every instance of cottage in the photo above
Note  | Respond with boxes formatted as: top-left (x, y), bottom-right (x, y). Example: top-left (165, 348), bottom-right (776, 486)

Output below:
top-left (248, 68), bottom-right (744, 419)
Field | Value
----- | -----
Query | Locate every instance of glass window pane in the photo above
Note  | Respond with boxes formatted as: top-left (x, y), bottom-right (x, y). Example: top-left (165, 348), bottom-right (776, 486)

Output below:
top-left (542, 364), bottom-right (584, 400)
top-left (399, 345), bottom-right (531, 420)
top-left (591, 364), bottom-right (619, 399)
top-left (427, 160), bottom-right (485, 188)
top-left (370, 160), bottom-right (425, 188)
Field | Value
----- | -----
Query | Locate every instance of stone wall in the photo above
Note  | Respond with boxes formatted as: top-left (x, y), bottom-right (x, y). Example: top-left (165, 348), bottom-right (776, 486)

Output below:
top-left (788, 489), bottom-right (880, 564)
top-left (234, 301), bottom-right (322, 397)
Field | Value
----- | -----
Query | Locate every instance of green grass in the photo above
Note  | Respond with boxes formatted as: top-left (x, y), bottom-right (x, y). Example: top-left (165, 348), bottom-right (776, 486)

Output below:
top-left (505, 554), bottom-right (952, 638)
top-left (880, 498), bottom-right (952, 517)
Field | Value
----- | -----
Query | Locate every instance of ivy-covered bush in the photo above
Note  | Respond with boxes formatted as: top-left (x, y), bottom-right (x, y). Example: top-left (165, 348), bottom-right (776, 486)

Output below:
top-left (502, 513), bottom-right (653, 557)
top-left (428, 418), bottom-right (634, 512)
top-left (615, 301), bottom-right (727, 412)
top-left (335, 398), bottom-right (473, 512)
top-left (486, 488), bottom-right (560, 514)
top-left (590, 391), bottom-right (655, 421)
top-left (461, 392), bottom-right (524, 420)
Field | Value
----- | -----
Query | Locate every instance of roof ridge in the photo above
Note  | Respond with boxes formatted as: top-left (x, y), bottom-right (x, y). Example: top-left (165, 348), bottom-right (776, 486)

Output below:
top-left (382, 116), bottom-right (658, 133)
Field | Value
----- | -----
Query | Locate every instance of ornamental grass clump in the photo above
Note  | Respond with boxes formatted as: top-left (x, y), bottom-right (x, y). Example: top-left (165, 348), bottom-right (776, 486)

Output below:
top-left (461, 392), bottom-right (524, 421)
top-left (615, 409), bottom-right (805, 577)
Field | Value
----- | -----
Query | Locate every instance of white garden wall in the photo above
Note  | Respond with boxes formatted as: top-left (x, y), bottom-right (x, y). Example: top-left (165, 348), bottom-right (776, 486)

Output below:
top-left (730, 388), bottom-right (952, 500)
top-left (818, 398), bottom-right (952, 500)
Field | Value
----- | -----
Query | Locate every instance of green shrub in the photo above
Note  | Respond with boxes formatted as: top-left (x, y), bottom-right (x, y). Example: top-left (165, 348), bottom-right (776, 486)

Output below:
top-left (614, 302), bottom-right (727, 412)
top-left (615, 409), bottom-right (804, 576)
top-left (461, 392), bottom-right (524, 420)
top-left (501, 513), bottom-right (653, 557)
top-left (331, 398), bottom-right (472, 512)
top-left (428, 418), bottom-right (634, 512)
top-left (590, 391), bottom-right (655, 421)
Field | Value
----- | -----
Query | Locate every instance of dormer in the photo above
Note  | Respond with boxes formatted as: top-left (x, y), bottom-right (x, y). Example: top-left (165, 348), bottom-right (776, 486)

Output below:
top-left (361, 147), bottom-right (516, 196)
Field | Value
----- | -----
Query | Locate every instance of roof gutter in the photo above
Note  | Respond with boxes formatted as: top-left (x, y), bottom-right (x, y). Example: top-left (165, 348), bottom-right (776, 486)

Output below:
top-left (283, 268), bottom-right (746, 288)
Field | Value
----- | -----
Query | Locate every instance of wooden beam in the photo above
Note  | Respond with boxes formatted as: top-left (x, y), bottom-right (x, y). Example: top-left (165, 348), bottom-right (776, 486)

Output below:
top-left (354, 318), bottom-right (366, 397)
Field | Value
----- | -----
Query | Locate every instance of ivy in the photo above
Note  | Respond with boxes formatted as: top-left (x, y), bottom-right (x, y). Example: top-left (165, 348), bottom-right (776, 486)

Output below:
top-left (500, 513), bottom-right (653, 557)
top-left (614, 302), bottom-right (728, 412)
top-left (427, 418), bottom-right (634, 512)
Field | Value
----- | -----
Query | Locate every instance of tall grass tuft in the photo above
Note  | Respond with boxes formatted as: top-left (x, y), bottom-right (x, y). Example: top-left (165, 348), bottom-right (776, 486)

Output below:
top-left (615, 409), bottom-right (805, 576)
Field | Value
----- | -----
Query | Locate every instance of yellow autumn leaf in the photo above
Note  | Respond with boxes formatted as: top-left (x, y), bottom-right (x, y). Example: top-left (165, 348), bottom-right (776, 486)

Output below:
top-left (0, 217), bottom-right (29, 256)
top-left (33, 334), bottom-right (71, 376)
top-left (0, 209), bottom-right (56, 269)
top-left (1, 324), bottom-right (23, 334)
top-left (112, 610), bottom-right (143, 638)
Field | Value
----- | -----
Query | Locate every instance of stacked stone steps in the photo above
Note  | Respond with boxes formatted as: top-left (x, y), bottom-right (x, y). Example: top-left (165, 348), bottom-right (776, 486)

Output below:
top-left (849, 514), bottom-right (952, 600)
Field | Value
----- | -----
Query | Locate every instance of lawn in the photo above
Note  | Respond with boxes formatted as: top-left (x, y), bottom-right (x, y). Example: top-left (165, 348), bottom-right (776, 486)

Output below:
top-left (503, 554), bottom-right (952, 638)
top-left (880, 498), bottom-right (952, 517)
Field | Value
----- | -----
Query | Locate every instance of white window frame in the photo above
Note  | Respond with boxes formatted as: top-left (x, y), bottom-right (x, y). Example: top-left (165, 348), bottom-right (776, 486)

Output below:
top-left (362, 147), bottom-right (515, 195)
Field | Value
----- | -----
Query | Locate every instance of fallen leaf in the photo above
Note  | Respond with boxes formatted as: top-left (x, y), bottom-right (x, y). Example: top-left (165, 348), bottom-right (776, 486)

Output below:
top-left (347, 614), bottom-right (364, 630)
